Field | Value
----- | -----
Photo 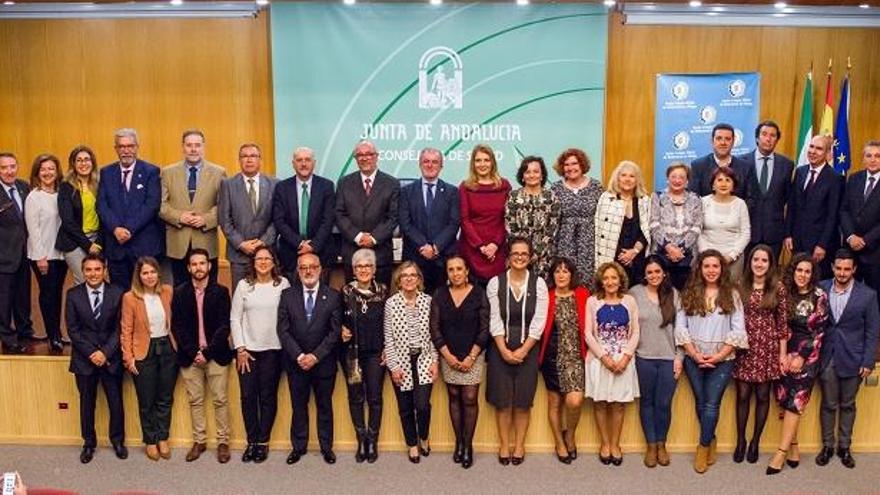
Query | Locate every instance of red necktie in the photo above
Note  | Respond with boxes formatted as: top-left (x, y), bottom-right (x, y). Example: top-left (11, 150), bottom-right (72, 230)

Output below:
top-left (364, 177), bottom-right (372, 197)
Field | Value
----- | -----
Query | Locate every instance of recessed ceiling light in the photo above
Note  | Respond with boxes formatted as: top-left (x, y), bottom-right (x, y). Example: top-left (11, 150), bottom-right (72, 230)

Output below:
top-left (603, 0), bottom-right (616, 6)
top-left (2, 1), bottom-right (15, 4)
top-left (255, 0), bottom-right (269, 5)
top-left (774, 2), bottom-right (787, 9)
top-left (712, 6), bottom-right (726, 12)
top-left (689, 0), bottom-right (702, 7)
top-left (859, 3), bottom-right (870, 7)
top-left (169, 0), bottom-right (183, 5)
top-left (516, 0), bottom-right (529, 5)
top-left (343, 0), bottom-right (355, 4)
top-left (430, 0), bottom-right (442, 4)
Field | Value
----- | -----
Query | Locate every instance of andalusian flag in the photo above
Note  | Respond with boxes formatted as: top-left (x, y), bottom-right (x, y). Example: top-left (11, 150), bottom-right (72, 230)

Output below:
top-left (833, 74), bottom-right (851, 175)
top-left (795, 71), bottom-right (813, 166)
top-left (819, 64), bottom-right (834, 137)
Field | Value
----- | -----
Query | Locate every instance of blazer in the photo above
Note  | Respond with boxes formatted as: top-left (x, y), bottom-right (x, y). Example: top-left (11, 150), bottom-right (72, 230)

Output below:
top-left (398, 178), bottom-right (460, 266)
top-left (169, 281), bottom-right (234, 367)
top-left (120, 284), bottom-right (176, 367)
top-left (96, 159), bottom-right (164, 261)
top-left (66, 283), bottom-right (124, 376)
top-left (335, 170), bottom-right (400, 267)
top-left (785, 165), bottom-right (844, 253)
top-left (738, 150), bottom-right (795, 245)
top-left (0, 179), bottom-right (29, 273)
top-left (819, 279), bottom-right (879, 377)
top-left (594, 192), bottom-right (651, 266)
top-left (839, 170), bottom-right (880, 264)
top-left (159, 160), bottom-right (226, 259)
top-left (56, 181), bottom-right (103, 253)
top-left (539, 286), bottom-right (589, 364)
top-left (688, 153), bottom-right (751, 198)
top-left (384, 291), bottom-right (437, 391)
top-left (272, 174), bottom-right (336, 271)
top-left (276, 282), bottom-right (342, 378)
top-left (218, 173), bottom-right (278, 265)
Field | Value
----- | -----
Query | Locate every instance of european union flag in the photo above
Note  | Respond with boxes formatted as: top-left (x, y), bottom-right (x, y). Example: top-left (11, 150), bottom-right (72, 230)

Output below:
top-left (833, 76), bottom-right (851, 175)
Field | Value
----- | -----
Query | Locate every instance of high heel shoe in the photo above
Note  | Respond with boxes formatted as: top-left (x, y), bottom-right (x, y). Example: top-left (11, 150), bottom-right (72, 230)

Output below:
top-left (461, 446), bottom-right (474, 469)
top-left (786, 442), bottom-right (800, 468)
top-left (453, 440), bottom-right (463, 464)
top-left (556, 451), bottom-right (572, 465)
top-left (419, 440), bottom-right (431, 457)
top-left (511, 454), bottom-right (525, 466)
top-left (599, 451), bottom-right (612, 465)
top-left (746, 439), bottom-right (760, 464)
top-left (408, 446), bottom-right (420, 464)
top-left (733, 438), bottom-right (746, 463)
top-left (498, 454), bottom-right (511, 466)
top-left (766, 448), bottom-right (787, 475)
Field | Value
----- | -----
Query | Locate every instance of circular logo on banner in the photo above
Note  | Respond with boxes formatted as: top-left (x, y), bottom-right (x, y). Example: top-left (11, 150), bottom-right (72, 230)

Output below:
top-left (728, 79), bottom-right (746, 98)
top-left (673, 131), bottom-right (690, 150)
top-left (672, 82), bottom-right (689, 101)
top-left (700, 105), bottom-right (717, 124)
top-left (734, 128), bottom-right (744, 147)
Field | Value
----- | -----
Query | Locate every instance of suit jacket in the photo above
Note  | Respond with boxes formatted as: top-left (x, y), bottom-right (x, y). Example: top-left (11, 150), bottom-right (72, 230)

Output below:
top-left (218, 173), bottom-right (278, 265)
top-left (170, 281), bottom-right (234, 367)
top-left (96, 159), bottom-right (164, 261)
top-left (738, 150), bottom-right (794, 245)
top-left (335, 170), bottom-right (400, 267)
top-left (66, 283), bottom-right (124, 376)
top-left (819, 279), bottom-right (879, 377)
top-left (785, 164), bottom-right (844, 253)
top-left (272, 174), bottom-right (336, 271)
top-left (277, 282), bottom-right (341, 378)
top-left (120, 284), bottom-right (176, 366)
top-left (688, 153), bottom-right (751, 198)
top-left (398, 178), bottom-right (460, 267)
top-left (56, 181), bottom-right (104, 253)
top-left (0, 179), bottom-right (29, 273)
top-left (159, 160), bottom-right (226, 259)
top-left (839, 170), bottom-right (880, 264)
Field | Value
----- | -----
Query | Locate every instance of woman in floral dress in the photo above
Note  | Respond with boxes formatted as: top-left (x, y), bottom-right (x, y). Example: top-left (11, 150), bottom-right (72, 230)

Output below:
top-left (506, 156), bottom-right (560, 279)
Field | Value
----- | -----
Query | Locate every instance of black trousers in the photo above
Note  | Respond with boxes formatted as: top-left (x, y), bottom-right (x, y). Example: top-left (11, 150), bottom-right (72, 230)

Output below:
top-left (339, 351), bottom-right (385, 435)
top-left (131, 337), bottom-right (178, 444)
top-left (393, 354), bottom-right (433, 447)
top-left (30, 260), bottom-right (67, 342)
top-left (0, 255), bottom-right (33, 348)
top-left (288, 368), bottom-right (336, 452)
top-left (75, 369), bottom-right (125, 448)
top-left (238, 349), bottom-right (282, 444)
top-left (170, 256), bottom-right (219, 287)
top-left (412, 258), bottom-right (445, 296)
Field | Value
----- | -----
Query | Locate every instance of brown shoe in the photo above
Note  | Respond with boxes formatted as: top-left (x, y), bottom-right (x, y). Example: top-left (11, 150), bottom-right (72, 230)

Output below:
top-left (146, 444), bottom-right (160, 461)
top-left (158, 440), bottom-right (172, 460)
top-left (657, 442), bottom-right (670, 466)
top-left (694, 445), bottom-right (709, 474)
top-left (186, 443), bottom-right (207, 462)
top-left (644, 442), bottom-right (658, 468)
top-left (707, 437), bottom-right (717, 466)
top-left (217, 443), bottom-right (231, 464)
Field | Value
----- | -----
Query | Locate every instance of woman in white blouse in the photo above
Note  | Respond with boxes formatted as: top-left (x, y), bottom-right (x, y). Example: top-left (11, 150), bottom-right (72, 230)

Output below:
top-left (24, 154), bottom-right (67, 352)
top-left (230, 245), bottom-right (290, 464)
top-left (698, 167), bottom-right (750, 279)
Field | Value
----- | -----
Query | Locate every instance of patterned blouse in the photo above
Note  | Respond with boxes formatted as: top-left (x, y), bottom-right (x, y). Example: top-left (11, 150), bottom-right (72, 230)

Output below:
top-left (505, 187), bottom-right (560, 279)
top-left (649, 190), bottom-right (703, 254)
top-left (675, 292), bottom-right (749, 360)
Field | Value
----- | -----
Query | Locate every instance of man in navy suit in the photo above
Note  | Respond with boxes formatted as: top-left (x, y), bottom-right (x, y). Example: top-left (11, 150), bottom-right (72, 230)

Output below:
top-left (689, 123), bottom-right (751, 198)
top-left (739, 120), bottom-right (794, 258)
top-left (96, 128), bottom-right (163, 290)
top-left (815, 249), bottom-right (879, 469)
top-left (0, 152), bottom-right (34, 353)
top-left (840, 140), bottom-right (880, 309)
top-left (399, 148), bottom-right (460, 294)
top-left (65, 253), bottom-right (127, 463)
top-left (272, 147), bottom-right (336, 280)
top-left (277, 253), bottom-right (342, 465)
top-left (785, 135), bottom-right (844, 279)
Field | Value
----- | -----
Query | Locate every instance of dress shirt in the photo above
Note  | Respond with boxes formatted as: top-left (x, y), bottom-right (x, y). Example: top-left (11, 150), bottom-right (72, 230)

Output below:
top-left (144, 292), bottom-right (169, 338)
top-left (4, 183), bottom-right (22, 212)
top-left (755, 150), bottom-right (774, 187)
top-left (303, 282), bottom-right (320, 321)
top-left (296, 175), bottom-right (313, 217)
top-left (865, 171), bottom-right (880, 197)
top-left (88, 283), bottom-right (105, 313)
top-left (804, 164), bottom-right (826, 190)
top-left (120, 165), bottom-right (134, 191)
top-left (194, 279), bottom-right (208, 349)
top-left (422, 179), bottom-right (438, 209)
top-left (360, 170), bottom-right (378, 191)
top-left (829, 280), bottom-right (854, 322)
top-left (486, 271), bottom-right (549, 341)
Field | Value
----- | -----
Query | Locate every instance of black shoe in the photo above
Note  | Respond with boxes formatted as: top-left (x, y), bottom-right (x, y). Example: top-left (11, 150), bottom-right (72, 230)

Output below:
top-left (733, 438), bottom-right (746, 463)
top-left (461, 446), bottom-right (474, 469)
top-left (242, 444), bottom-right (255, 463)
top-left (453, 440), bottom-right (463, 464)
top-left (286, 450), bottom-right (303, 465)
top-left (838, 448), bottom-right (855, 469)
top-left (786, 442), bottom-right (799, 468)
top-left (252, 445), bottom-right (268, 463)
top-left (766, 465), bottom-right (782, 475)
top-left (408, 449), bottom-right (420, 464)
top-left (80, 446), bottom-right (95, 464)
top-left (557, 452), bottom-right (572, 464)
top-left (498, 454), bottom-right (510, 466)
top-left (610, 455), bottom-right (623, 466)
top-left (3, 344), bottom-right (27, 355)
top-left (366, 438), bottom-right (379, 464)
top-left (322, 449), bottom-right (337, 464)
top-left (599, 453), bottom-right (612, 465)
top-left (568, 447), bottom-right (578, 460)
top-left (49, 340), bottom-right (64, 353)
top-left (746, 439), bottom-right (760, 464)
top-left (511, 455), bottom-right (525, 466)
top-left (355, 433), bottom-right (367, 463)
top-left (815, 446), bottom-right (834, 466)
top-left (112, 443), bottom-right (128, 459)
top-left (419, 441), bottom-right (431, 457)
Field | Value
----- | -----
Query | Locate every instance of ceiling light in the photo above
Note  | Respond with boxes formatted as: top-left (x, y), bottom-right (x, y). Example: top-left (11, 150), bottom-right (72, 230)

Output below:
top-left (711, 6), bottom-right (726, 12)
top-left (859, 3), bottom-right (870, 7)
top-left (429, 0), bottom-right (442, 4)
top-left (774, 2), bottom-right (787, 8)
top-left (516, 0), bottom-right (530, 5)
top-left (604, 0), bottom-right (616, 6)
top-left (689, 0), bottom-right (702, 7)
top-left (255, 0), bottom-right (268, 5)
top-left (343, 0), bottom-right (355, 4)
top-left (2, 1), bottom-right (14, 4)
top-left (169, 0), bottom-right (183, 5)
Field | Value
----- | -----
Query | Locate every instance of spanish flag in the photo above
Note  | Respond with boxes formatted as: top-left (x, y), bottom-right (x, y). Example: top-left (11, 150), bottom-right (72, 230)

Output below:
top-left (819, 61), bottom-right (834, 137)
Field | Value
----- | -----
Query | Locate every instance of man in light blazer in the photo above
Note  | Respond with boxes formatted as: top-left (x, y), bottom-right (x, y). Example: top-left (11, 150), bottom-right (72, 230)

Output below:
top-left (816, 249), bottom-right (879, 469)
top-left (840, 140), bottom-right (880, 313)
top-left (218, 143), bottom-right (278, 291)
top-left (277, 253), bottom-right (342, 465)
top-left (159, 130), bottom-right (226, 285)
top-left (738, 120), bottom-right (794, 258)
top-left (335, 140), bottom-right (399, 285)
top-left (272, 147), bottom-right (336, 279)
top-left (0, 152), bottom-right (34, 353)
top-left (398, 147), bottom-right (460, 294)
top-left (96, 128), bottom-right (163, 290)
top-left (689, 122), bottom-right (751, 198)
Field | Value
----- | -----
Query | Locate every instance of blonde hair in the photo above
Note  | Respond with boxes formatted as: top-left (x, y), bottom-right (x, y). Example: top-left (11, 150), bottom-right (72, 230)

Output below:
top-left (607, 160), bottom-right (647, 197)
top-left (130, 256), bottom-right (164, 298)
top-left (463, 144), bottom-right (502, 190)
top-left (391, 261), bottom-right (424, 293)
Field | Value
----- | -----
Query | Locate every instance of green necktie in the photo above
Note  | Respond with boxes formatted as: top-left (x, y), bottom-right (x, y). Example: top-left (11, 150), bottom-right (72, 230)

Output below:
top-left (759, 156), bottom-right (769, 193)
top-left (300, 182), bottom-right (310, 237)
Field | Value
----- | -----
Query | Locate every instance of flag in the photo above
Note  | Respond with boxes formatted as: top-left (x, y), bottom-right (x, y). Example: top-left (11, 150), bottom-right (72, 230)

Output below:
top-left (795, 71), bottom-right (813, 166)
top-left (833, 74), bottom-right (851, 175)
top-left (819, 66), bottom-right (834, 137)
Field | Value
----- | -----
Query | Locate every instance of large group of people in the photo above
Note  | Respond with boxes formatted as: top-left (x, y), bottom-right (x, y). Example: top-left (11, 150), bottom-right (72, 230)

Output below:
top-left (0, 122), bottom-right (878, 475)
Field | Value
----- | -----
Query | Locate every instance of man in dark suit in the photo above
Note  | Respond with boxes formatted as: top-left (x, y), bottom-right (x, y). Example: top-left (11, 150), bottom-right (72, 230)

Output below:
top-left (218, 143), bottom-right (278, 290)
top-left (277, 253), bottom-right (341, 465)
top-left (689, 122), bottom-right (752, 198)
top-left (96, 128), bottom-right (163, 290)
top-left (65, 253), bottom-right (127, 463)
top-left (170, 248), bottom-right (234, 464)
top-left (335, 140), bottom-right (400, 286)
top-left (785, 134), bottom-right (844, 280)
top-left (272, 147), bottom-right (336, 279)
top-left (399, 147), bottom-right (460, 294)
top-left (815, 249), bottom-right (879, 469)
top-left (0, 152), bottom-right (34, 353)
top-left (739, 120), bottom-right (795, 258)
top-left (840, 140), bottom-right (880, 311)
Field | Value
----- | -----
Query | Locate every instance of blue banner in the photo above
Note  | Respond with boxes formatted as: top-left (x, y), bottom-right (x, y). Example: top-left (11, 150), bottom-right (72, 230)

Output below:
top-left (654, 73), bottom-right (760, 192)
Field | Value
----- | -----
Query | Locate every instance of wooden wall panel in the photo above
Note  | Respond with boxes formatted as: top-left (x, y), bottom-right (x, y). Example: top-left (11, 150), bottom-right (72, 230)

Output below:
top-left (604, 14), bottom-right (880, 187)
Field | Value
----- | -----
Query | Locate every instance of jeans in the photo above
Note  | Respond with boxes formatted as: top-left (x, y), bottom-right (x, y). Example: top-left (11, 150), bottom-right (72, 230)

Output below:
top-left (636, 357), bottom-right (677, 443)
top-left (684, 357), bottom-right (733, 446)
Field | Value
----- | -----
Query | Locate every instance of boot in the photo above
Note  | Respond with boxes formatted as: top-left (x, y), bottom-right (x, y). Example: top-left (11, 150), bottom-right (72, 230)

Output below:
top-left (644, 442), bottom-right (658, 468)
top-left (365, 428), bottom-right (379, 463)
top-left (461, 444), bottom-right (474, 469)
top-left (707, 437), bottom-right (717, 466)
top-left (355, 428), bottom-right (367, 463)
top-left (657, 442), bottom-right (670, 466)
top-left (453, 439), bottom-right (463, 464)
top-left (694, 445), bottom-right (709, 474)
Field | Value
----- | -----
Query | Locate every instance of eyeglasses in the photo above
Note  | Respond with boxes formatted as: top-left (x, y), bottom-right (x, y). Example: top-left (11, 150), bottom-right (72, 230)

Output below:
top-left (239, 154), bottom-right (261, 159)
top-left (115, 144), bottom-right (137, 150)
top-left (354, 264), bottom-right (374, 270)
top-left (400, 273), bottom-right (421, 279)
top-left (298, 265), bottom-right (320, 272)
top-left (75, 157), bottom-right (93, 163)
top-left (510, 252), bottom-right (530, 258)
top-left (354, 152), bottom-right (377, 159)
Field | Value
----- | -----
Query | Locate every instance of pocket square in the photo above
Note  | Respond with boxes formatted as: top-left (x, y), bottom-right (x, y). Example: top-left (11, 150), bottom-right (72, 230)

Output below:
top-left (136, 183), bottom-right (144, 190)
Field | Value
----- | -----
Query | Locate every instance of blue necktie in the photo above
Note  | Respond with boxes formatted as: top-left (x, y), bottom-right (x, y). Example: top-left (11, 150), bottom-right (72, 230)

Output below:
top-left (425, 183), bottom-right (435, 216)
top-left (305, 290), bottom-right (315, 323)
top-left (92, 290), bottom-right (102, 320)
top-left (188, 166), bottom-right (198, 202)
top-left (7, 186), bottom-right (22, 217)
